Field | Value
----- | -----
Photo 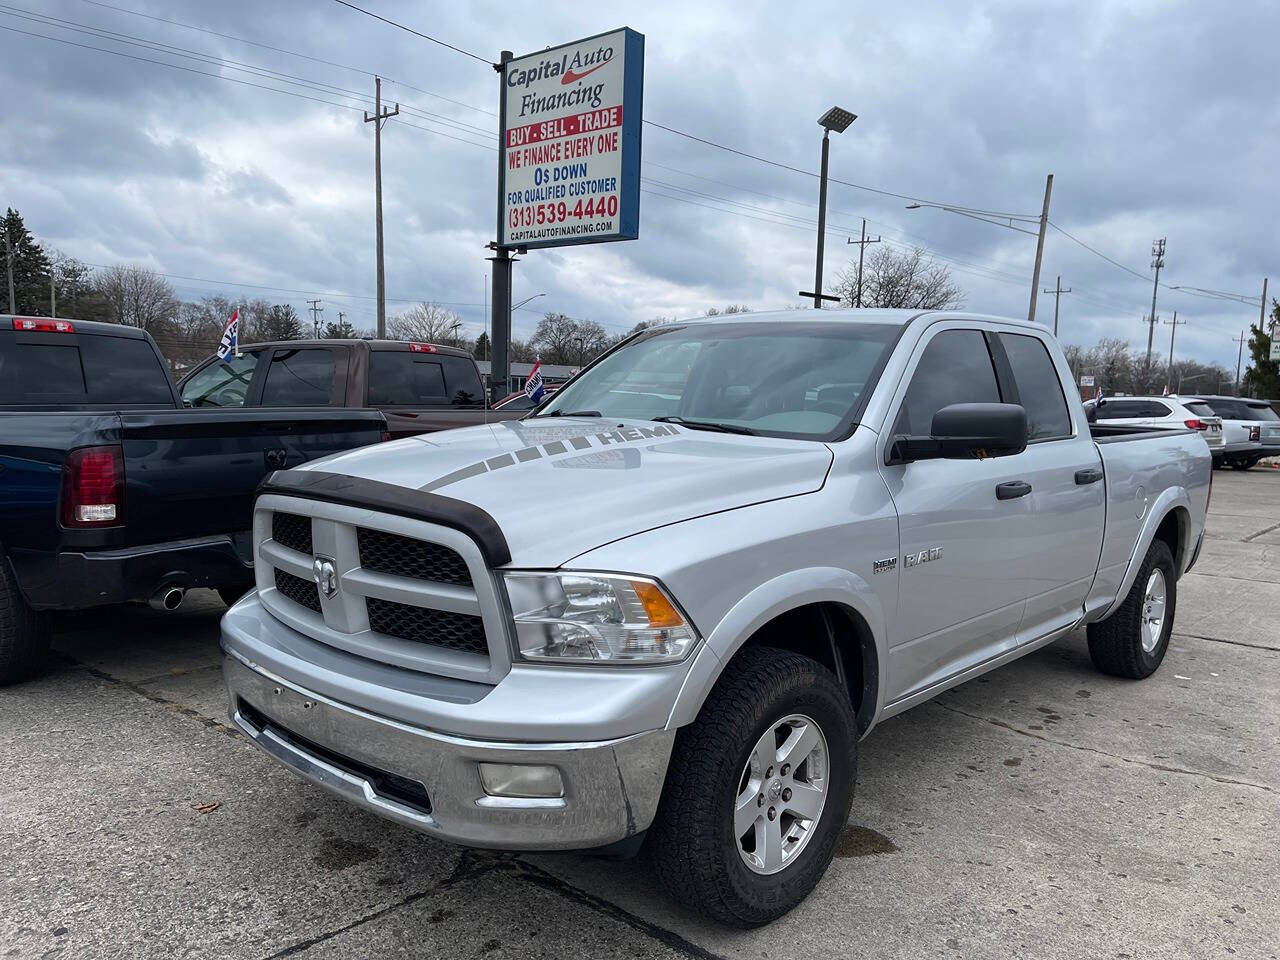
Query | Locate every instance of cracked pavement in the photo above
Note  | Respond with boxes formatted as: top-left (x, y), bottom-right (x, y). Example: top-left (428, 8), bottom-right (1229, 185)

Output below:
top-left (1, 471), bottom-right (1277, 959)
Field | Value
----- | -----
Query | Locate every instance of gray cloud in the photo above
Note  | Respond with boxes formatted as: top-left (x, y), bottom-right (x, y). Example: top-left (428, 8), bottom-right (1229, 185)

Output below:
top-left (0, 0), bottom-right (1275, 367)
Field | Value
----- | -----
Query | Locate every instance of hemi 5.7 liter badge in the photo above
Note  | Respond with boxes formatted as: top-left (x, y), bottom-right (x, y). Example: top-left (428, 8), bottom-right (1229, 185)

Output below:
top-left (873, 557), bottom-right (898, 575)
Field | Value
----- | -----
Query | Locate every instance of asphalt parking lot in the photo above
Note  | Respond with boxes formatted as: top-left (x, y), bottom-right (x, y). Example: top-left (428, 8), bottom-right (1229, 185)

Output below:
top-left (2, 470), bottom-right (1277, 960)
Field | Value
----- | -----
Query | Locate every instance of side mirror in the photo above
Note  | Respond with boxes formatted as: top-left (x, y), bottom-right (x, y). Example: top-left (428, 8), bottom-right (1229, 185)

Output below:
top-left (887, 402), bottom-right (1028, 465)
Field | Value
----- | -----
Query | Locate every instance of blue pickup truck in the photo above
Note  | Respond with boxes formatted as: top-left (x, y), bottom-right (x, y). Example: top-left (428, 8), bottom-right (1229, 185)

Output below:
top-left (0, 315), bottom-right (388, 683)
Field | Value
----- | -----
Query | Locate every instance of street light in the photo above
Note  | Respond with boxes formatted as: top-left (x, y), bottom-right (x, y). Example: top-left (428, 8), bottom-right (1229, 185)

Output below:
top-left (803, 106), bottom-right (856, 309)
top-left (905, 173), bottom-right (1054, 325)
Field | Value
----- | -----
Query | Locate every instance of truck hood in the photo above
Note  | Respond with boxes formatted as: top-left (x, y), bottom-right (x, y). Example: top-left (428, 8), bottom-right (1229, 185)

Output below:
top-left (303, 417), bottom-right (833, 566)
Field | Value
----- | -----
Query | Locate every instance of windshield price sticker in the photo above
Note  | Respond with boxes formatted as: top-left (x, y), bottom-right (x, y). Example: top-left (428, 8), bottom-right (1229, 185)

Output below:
top-left (500, 28), bottom-right (643, 248)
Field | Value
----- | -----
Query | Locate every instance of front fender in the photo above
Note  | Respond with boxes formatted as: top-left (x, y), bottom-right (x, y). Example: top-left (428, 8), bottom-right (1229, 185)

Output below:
top-left (1100, 485), bottom-right (1192, 621)
top-left (666, 566), bottom-right (889, 733)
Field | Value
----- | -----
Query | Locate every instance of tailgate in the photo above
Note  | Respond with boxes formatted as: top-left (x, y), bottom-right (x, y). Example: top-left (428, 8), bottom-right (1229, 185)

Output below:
top-left (117, 409), bottom-right (386, 546)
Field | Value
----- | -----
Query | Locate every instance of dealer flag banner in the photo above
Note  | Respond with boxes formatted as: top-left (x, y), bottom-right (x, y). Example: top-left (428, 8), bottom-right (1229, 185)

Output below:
top-left (500, 28), bottom-right (644, 249)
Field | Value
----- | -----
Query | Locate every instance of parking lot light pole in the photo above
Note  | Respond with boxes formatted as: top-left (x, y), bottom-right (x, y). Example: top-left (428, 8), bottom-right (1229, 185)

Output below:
top-left (810, 107), bottom-right (856, 309)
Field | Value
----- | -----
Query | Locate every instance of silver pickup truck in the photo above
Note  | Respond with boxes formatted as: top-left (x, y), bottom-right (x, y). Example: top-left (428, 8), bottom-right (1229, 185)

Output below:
top-left (221, 310), bottom-right (1211, 926)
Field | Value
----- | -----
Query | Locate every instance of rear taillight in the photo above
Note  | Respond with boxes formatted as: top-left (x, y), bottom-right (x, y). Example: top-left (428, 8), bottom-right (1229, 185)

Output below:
top-left (12, 317), bottom-right (74, 333)
top-left (61, 445), bottom-right (125, 527)
top-left (1250, 426), bottom-right (1261, 442)
top-left (1184, 419), bottom-right (1204, 430)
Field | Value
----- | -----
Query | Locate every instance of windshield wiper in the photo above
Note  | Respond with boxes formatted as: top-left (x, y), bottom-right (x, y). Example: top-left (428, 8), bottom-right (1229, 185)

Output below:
top-left (532, 409), bottom-right (602, 418)
top-left (652, 416), bottom-right (755, 435)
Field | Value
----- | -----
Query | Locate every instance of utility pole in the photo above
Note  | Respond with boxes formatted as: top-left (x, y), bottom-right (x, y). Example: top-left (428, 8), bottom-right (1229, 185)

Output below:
top-left (4, 226), bottom-right (14, 315)
top-left (1260, 277), bottom-right (1270, 335)
top-left (1163, 311), bottom-right (1185, 388)
top-left (489, 51), bottom-right (515, 404)
top-left (1145, 238), bottom-right (1166, 366)
top-left (1027, 173), bottom-right (1054, 324)
top-left (1043, 275), bottom-right (1072, 337)
top-left (1233, 330), bottom-right (1247, 396)
top-left (364, 76), bottom-right (399, 339)
top-left (846, 219), bottom-right (882, 308)
top-left (307, 299), bottom-right (324, 339)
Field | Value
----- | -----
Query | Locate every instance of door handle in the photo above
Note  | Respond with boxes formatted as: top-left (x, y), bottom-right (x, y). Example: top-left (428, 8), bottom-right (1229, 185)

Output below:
top-left (265, 448), bottom-right (288, 469)
top-left (996, 480), bottom-right (1032, 500)
top-left (1074, 467), bottom-right (1103, 485)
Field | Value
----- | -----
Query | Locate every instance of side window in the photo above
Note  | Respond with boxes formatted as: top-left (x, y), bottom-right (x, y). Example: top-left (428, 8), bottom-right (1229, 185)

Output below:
top-left (894, 330), bottom-right (1001, 436)
top-left (260, 349), bottom-right (335, 406)
top-left (1145, 401), bottom-right (1172, 418)
top-left (1097, 400), bottom-right (1140, 420)
top-left (998, 334), bottom-right (1072, 440)
top-left (180, 352), bottom-right (260, 407)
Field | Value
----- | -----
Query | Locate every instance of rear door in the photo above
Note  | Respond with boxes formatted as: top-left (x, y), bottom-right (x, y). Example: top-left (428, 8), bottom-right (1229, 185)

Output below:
top-left (992, 332), bottom-right (1106, 642)
top-left (877, 323), bottom-right (1030, 703)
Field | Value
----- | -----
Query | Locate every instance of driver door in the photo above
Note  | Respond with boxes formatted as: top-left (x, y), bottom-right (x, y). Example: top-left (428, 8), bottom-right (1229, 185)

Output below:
top-left (877, 325), bottom-right (1031, 704)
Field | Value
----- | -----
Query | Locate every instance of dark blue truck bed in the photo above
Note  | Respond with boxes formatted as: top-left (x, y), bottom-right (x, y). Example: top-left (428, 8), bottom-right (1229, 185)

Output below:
top-left (0, 316), bottom-right (387, 682)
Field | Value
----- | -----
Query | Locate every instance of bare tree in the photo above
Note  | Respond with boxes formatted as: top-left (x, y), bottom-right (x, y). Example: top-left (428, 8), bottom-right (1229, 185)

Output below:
top-left (834, 246), bottom-right (964, 310)
top-left (387, 302), bottom-right (465, 345)
top-left (704, 304), bottom-right (750, 316)
top-left (529, 312), bottom-right (608, 365)
top-left (96, 264), bottom-right (180, 334)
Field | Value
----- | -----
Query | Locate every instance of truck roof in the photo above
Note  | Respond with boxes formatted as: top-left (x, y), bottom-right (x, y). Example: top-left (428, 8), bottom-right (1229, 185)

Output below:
top-left (2, 315), bottom-right (150, 339)
top-left (670, 309), bottom-right (1048, 331)
top-left (234, 338), bottom-right (474, 358)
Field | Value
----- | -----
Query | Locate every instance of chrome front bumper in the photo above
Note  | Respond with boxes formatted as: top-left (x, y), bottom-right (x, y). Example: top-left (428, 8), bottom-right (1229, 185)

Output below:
top-left (225, 653), bottom-right (675, 851)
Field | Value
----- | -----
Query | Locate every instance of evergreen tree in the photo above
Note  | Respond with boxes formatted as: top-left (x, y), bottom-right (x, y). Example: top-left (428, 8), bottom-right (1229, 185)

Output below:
top-left (323, 318), bottom-right (356, 338)
top-left (473, 331), bottom-right (490, 360)
top-left (1243, 298), bottom-right (1280, 399)
top-left (254, 303), bottom-right (303, 341)
top-left (2, 208), bottom-right (53, 315)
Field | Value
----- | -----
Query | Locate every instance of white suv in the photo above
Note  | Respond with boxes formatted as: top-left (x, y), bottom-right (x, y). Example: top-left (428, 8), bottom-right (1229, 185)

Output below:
top-left (1087, 395), bottom-right (1225, 460)
top-left (1190, 396), bottom-right (1280, 470)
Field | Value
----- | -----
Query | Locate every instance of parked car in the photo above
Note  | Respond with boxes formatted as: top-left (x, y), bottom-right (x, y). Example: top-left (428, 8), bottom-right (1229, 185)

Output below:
top-left (491, 383), bottom-right (562, 412)
top-left (178, 339), bottom-right (522, 437)
top-left (0, 316), bottom-right (388, 683)
top-left (1188, 395), bottom-right (1280, 469)
top-left (1085, 394), bottom-right (1225, 462)
top-left (220, 310), bottom-right (1210, 927)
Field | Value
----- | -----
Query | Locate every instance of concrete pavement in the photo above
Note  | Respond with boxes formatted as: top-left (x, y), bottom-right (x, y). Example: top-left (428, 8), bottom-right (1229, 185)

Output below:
top-left (1, 470), bottom-right (1277, 959)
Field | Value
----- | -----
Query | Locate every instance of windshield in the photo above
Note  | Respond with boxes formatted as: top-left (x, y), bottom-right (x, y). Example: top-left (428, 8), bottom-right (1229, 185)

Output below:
top-left (535, 321), bottom-right (900, 440)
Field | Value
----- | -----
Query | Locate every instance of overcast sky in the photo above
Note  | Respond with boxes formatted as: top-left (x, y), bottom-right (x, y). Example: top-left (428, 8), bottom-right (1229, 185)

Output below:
top-left (3, 0), bottom-right (1276, 372)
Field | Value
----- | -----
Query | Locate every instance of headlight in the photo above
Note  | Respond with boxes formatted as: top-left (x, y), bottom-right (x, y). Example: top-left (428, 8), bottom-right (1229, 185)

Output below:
top-left (503, 572), bottom-right (698, 664)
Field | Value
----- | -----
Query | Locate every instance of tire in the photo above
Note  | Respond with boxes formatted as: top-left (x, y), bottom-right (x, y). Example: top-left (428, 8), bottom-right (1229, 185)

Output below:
top-left (217, 585), bottom-right (249, 608)
top-left (648, 646), bottom-right (857, 928)
top-left (1088, 539), bottom-right (1176, 679)
top-left (1229, 460), bottom-right (1254, 471)
top-left (0, 554), bottom-right (50, 685)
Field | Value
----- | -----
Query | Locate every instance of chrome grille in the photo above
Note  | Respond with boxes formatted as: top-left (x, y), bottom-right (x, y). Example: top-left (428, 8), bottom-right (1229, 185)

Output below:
top-left (255, 498), bottom-right (510, 684)
top-left (274, 568), bottom-right (321, 613)
top-left (366, 598), bottom-right (487, 655)
top-left (272, 512), bottom-right (313, 555)
top-left (357, 527), bottom-right (471, 586)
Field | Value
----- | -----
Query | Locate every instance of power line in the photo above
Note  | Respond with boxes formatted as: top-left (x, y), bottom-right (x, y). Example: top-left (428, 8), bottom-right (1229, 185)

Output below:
top-left (1047, 220), bottom-right (1151, 283)
top-left (330, 0), bottom-right (491, 64)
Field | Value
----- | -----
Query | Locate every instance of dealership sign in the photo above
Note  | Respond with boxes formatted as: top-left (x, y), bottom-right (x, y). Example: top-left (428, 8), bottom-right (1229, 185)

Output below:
top-left (499, 28), bottom-right (643, 249)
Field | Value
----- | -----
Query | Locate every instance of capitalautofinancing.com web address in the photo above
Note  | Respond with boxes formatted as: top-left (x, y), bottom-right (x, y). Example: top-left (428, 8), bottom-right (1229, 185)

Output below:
top-left (509, 220), bottom-right (615, 242)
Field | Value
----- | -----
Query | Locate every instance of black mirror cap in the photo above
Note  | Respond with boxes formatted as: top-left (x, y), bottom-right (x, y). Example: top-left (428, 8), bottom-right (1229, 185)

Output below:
top-left (887, 402), bottom-right (1028, 464)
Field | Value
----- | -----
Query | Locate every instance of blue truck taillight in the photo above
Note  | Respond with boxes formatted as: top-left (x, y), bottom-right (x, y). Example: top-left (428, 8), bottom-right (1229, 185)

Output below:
top-left (60, 445), bottom-right (126, 528)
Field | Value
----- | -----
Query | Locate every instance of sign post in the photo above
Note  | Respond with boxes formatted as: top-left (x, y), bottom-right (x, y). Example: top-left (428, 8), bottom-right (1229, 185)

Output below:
top-left (489, 28), bottom-right (644, 399)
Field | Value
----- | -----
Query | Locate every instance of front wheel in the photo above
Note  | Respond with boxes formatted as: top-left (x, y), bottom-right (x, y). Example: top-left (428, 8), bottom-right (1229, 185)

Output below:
top-left (648, 647), bottom-right (856, 927)
top-left (1229, 459), bottom-right (1255, 471)
top-left (1088, 539), bottom-right (1176, 679)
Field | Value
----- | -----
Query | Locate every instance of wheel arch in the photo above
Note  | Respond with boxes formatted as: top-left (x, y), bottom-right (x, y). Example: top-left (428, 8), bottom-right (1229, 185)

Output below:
top-left (667, 567), bottom-right (888, 738)
top-left (1101, 489), bottom-right (1192, 621)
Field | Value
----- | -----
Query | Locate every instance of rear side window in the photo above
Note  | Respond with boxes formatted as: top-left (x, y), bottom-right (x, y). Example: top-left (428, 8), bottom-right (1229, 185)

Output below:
top-left (0, 341), bottom-right (86, 400)
top-left (80, 336), bottom-right (173, 403)
top-left (261, 349), bottom-right (335, 406)
top-left (1202, 398), bottom-right (1247, 420)
top-left (367, 352), bottom-right (484, 406)
top-left (998, 334), bottom-right (1072, 440)
top-left (181, 352), bottom-right (261, 407)
top-left (894, 330), bottom-right (1001, 436)
top-left (1095, 400), bottom-right (1145, 420)
top-left (1247, 403), bottom-right (1280, 421)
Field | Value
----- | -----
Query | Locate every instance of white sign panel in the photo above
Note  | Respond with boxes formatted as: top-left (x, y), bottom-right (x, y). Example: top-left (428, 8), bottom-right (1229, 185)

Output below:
top-left (500, 28), bottom-right (643, 249)
top-left (1270, 340), bottom-right (1280, 362)
top-left (1079, 375), bottom-right (1095, 387)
